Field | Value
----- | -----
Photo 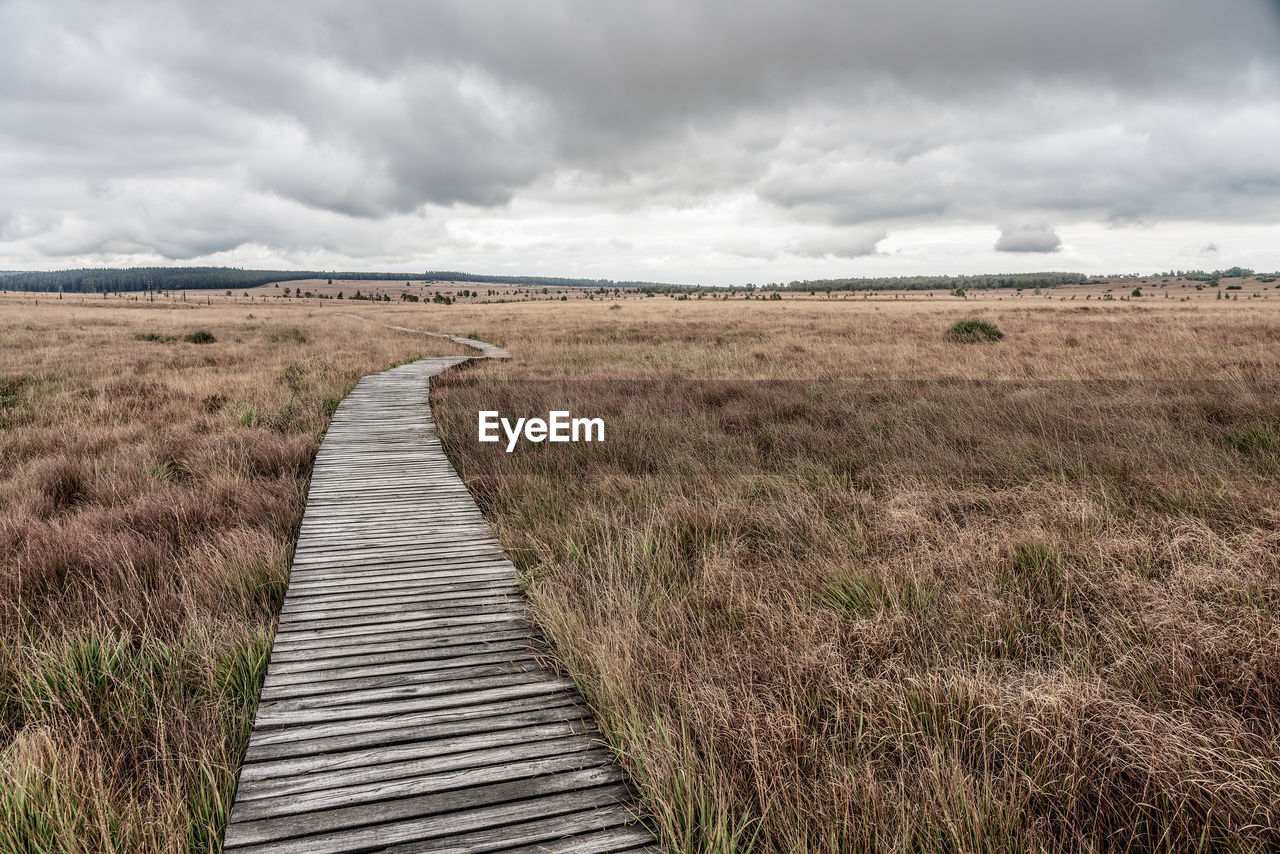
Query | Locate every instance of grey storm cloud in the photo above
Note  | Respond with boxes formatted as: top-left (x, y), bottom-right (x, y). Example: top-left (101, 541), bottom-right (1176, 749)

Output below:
top-left (996, 222), bottom-right (1062, 253)
top-left (1, 0), bottom-right (1279, 265)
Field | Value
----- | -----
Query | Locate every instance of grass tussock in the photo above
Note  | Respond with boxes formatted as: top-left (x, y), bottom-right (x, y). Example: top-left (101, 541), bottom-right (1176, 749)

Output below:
top-left (0, 297), bottom-right (464, 852)
top-left (428, 296), bottom-right (1280, 853)
top-left (945, 317), bottom-right (1004, 342)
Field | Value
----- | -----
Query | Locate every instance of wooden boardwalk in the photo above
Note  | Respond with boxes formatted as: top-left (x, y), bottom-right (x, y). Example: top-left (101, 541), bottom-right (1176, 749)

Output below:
top-left (224, 333), bottom-right (657, 853)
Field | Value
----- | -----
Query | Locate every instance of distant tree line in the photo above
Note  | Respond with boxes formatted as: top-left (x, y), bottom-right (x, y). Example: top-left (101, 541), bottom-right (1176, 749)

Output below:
top-left (7, 265), bottom-right (1263, 297)
top-left (1176, 267), bottom-right (1254, 281)
top-left (774, 272), bottom-right (1090, 293)
top-left (5, 267), bottom-right (320, 294)
top-left (0, 266), bottom-right (685, 294)
top-left (1, 267), bottom-right (316, 293)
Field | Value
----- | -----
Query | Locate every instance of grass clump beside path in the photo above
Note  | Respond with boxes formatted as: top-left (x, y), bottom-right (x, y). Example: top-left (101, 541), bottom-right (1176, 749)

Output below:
top-left (945, 317), bottom-right (1004, 342)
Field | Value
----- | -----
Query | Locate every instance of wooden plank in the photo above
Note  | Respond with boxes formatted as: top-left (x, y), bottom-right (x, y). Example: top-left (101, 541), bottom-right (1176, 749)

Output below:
top-left (244, 693), bottom-right (587, 757)
top-left (228, 758), bottom-right (620, 837)
top-left (224, 337), bottom-right (656, 853)
top-left (291, 557), bottom-right (507, 580)
top-left (258, 654), bottom-right (541, 702)
top-left (279, 577), bottom-right (516, 605)
top-left (499, 828), bottom-right (659, 854)
top-left (227, 781), bottom-right (633, 854)
top-left (284, 560), bottom-right (515, 589)
top-left (242, 701), bottom-right (591, 765)
top-left (393, 808), bottom-right (652, 854)
top-left (261, 640), bottom-right (534, 685)
top-left (270, 608), bottom-right (529, 647)
top-left (264, 628), bottom-right (535, 673)
top-left (275, 592), bottom-right (521, 628)
top-left (277, 580), bottom-right (519, 614)
top-left (285, 563), bottom-right (516, 592)
top-left (240, 715), bottom-right (594, 782)
top-left (261, 649), bottom-right (537, 694)
top-left (238, 723), bottom-right (596, 793)
top-left (253, 671), bottom-right (573, 725)
top-left (266, 620), bottom-right (535, 661)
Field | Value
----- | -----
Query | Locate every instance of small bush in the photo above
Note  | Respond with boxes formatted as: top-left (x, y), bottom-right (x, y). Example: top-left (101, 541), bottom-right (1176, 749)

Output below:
top-left (1131, 287), bottom-right (1143, 297)
top-left (944, 318), bottom-right (1004, 343)
top-left (183, 330), bottom-right (216, 344)
top-left (134, 332), bottom-right (176, 343)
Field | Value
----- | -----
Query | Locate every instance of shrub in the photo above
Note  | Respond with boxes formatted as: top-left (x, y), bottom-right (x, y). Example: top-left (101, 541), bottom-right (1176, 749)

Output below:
top-left (1131, 288), bottom-right (1143, 297)
top-left (134, 332), bottom-right (176, 343)
top-left (183, 330), bottom-right (216, 344)
top-left (944, 318), bottom-right (1004, 342)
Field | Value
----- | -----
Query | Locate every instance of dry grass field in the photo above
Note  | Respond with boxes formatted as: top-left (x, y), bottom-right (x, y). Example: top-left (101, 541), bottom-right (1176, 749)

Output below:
top-left (419, 293), bottom-right (1280, 852)
top-left (2, 286), bottom-right (1278, 853)
top-left (0, 297), bottom-right (464, 853)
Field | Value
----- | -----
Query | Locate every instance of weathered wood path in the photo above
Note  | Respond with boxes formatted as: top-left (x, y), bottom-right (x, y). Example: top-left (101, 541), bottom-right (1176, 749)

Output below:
top-left (224, 324), bottom-right (657, 853)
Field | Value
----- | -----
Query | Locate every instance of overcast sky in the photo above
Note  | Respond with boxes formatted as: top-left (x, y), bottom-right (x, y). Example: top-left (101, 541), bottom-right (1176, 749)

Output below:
top-left (2, 0), bottom-right (1279, 284)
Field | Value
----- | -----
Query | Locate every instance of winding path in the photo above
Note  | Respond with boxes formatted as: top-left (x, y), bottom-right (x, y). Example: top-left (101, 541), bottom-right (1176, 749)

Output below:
top-left (223, 321), bottom-right (657, 853)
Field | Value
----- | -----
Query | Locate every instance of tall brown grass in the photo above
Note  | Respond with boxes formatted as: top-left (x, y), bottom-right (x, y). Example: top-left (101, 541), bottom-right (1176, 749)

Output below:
top-left (0, 297), bottom-right (463, 853)
top-left (4, 290), bottom-right (1277, 852)
top-left (425, 296), bottom-right (1280, 852)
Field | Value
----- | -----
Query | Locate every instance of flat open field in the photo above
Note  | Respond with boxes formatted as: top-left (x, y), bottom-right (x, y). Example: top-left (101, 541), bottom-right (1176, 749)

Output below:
top-left (2, 290), bottom-right (1278, 852)
top-left (243, 272), bottom-right (1279, 306)
top-left (0, 298), bottom-right (465, 852)
top-left (418, 295), bottom-right (1280, 851)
